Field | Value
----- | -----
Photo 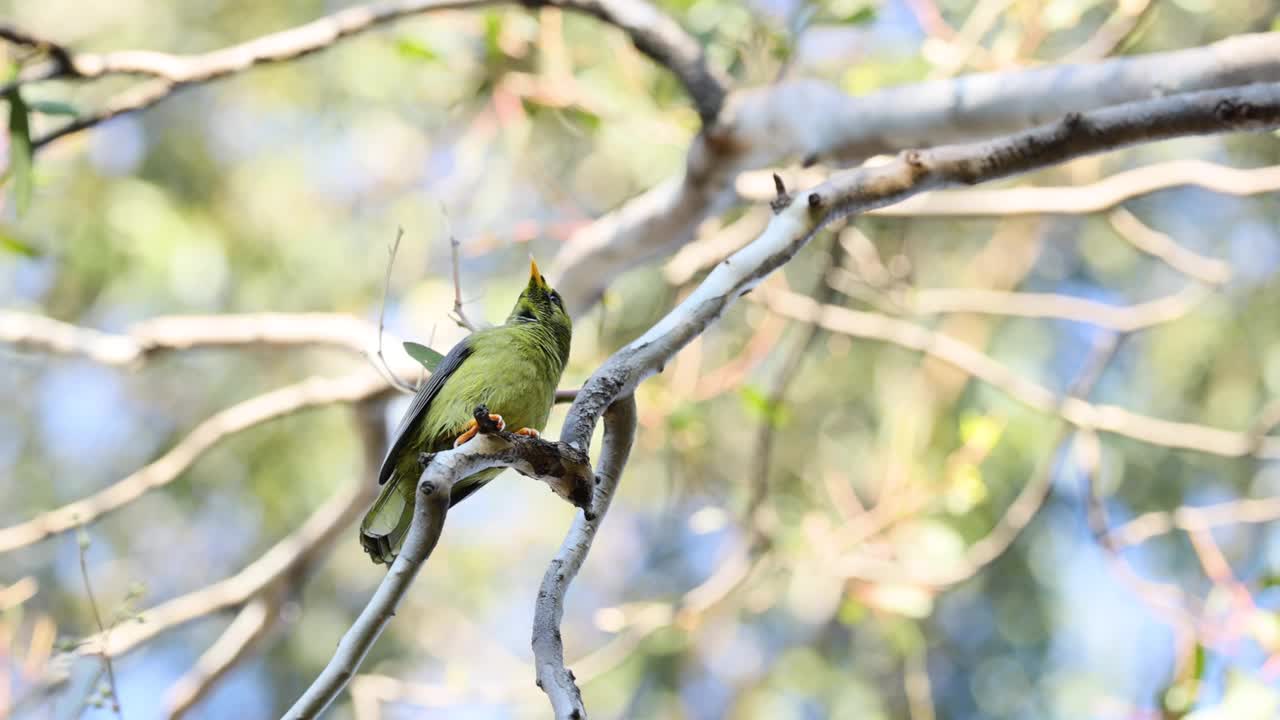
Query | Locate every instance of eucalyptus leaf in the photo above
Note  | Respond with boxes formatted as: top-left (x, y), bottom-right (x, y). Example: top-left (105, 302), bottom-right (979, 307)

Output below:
top-left (27, 100), bottom-right (78, 117)
top-left (395, 37), bottom-right (441, 63)
top-left (5, 88), bottom-right (33, 216)
top-left (403, 341), bottom-right (445, 371)
top-left (0, 227), bottom-right (39, 257)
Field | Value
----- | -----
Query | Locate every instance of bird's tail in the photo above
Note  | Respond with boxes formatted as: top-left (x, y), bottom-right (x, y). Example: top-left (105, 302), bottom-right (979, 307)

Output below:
top-left (358, 469), bottom-right (499, 566)
top-left (359, 475), bottom-right (415, 566)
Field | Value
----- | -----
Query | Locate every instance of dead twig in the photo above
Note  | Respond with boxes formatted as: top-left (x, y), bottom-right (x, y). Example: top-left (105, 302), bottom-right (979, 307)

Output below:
top-left (375, 228), bottom-right (419, 394)
top-left (75, 531), bottom-right (123, 719)
top-left (444, 207), bottom-right (479, 332)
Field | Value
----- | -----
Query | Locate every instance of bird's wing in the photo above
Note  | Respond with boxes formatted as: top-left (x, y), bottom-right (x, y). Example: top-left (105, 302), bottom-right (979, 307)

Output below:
top-left (377, 334), bottom-right (474, 485)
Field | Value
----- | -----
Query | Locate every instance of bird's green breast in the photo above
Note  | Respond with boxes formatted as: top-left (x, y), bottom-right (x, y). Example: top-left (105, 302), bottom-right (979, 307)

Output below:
top-left (394, 323), bottom-right (565, 480)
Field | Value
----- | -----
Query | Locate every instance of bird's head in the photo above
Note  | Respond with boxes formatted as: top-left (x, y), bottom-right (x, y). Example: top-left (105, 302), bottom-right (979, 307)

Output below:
top-left (507, 258), bottom-right (572, 352)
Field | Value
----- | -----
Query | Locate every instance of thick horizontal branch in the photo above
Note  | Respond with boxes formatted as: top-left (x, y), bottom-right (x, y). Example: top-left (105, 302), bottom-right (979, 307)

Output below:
top-left (558, 81), bottom-right (1280, 468)
top-left (0, 370), bottom-right (388, 554)
top-left (682, 164), bottom-right (1240, 287)
top-left (3, 0), bottom-right (722, 148)
top-left (552, 33), bottom-right (1280, 312)
top-left (286, 407), bottom-right (596, 718)
top-left (803, 84), bottom-right (1280, 216)
top-left (736, 160), bottom-right (1280, 221)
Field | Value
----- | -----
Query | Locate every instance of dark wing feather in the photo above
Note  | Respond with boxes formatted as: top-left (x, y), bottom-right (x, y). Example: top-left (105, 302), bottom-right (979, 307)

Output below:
top-left (377, 336), bottom-right (474, 485)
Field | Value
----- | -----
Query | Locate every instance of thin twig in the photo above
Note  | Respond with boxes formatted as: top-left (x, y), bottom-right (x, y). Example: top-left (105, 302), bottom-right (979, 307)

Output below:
top-left (745, 234), bottom-right (844, 536)
top-left (444, 207), bottom-right (478, 332)
top-left (904, 639), bottom-right (936, 720)
top-left (75, 532), bottom-right (123, 719)
top-left (1107, 207), bottom-right (1232, 286)
top-left (1060, 0), bottom-right (1157, 62)
top-left (376, 228), bottom-right (419, 394)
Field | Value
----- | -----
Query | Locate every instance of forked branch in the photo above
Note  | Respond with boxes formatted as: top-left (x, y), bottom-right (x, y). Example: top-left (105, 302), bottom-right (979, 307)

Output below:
top-left (284, 405), bottom-right (595, 718)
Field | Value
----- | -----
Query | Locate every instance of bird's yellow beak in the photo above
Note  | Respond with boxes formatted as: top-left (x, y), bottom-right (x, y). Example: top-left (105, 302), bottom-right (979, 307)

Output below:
top-left (529, 257), bottom-right (546, 288)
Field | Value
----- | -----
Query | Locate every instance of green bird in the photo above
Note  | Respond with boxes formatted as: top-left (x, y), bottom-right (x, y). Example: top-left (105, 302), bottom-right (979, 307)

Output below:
top-left (359, 259), bottom-right (573, 565)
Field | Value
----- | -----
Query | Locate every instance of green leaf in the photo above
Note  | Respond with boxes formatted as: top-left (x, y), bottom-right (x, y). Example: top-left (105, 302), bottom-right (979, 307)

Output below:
top-left (27, 100), bottom-right (78, 117)
top-left (821, 0), bottom-right (877, 24)
top-left (840, 5), bottom-right (877, 24)
top-left (739, 385), bottom-right (789, 427)
top-left (0, 227), bottom-right (39, 257)
top-left (483, 12), bottom-right (504, 61)
top-left (395, 37), bottom-right (441, 63)
top-left (5, 87), bottom-right (33, 216)
top-left (403, 341), bottom-right (445, 371)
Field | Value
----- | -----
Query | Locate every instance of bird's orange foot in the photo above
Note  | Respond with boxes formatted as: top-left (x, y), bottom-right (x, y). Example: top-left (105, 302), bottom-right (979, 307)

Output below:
top-left (514, 427), bottom-right (540, 438)
top-left (454, 414), bottom-right (506, 447)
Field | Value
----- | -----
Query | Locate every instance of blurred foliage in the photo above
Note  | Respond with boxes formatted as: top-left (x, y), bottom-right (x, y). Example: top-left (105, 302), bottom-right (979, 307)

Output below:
top-left (1, 0), bottom-right (1280, 718)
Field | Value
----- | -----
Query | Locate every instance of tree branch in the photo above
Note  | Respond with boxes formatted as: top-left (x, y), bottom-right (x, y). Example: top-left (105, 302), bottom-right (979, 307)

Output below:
top-left (0, 0), bottom-right (722, 149)
top-left (153, 398), bottom-right (390, 718)
top-left (0, 309), bottom-right (380, 364)
top-left (551, 33), bottom-right (1280, 312)
top-left (556, 82), bottom-right (1280, 463)
top-left (736, 160), bottom-right (1280, 226)
top-left (0, 371), bottom-right (388, 554)
top-left (762, 287), bottom-right (1280, 459)
top-left (78, 448), bottom-right (377, 658)
top-left (826, 276), bottom-right (1215, 332)
top-left (163, 593), bottom-right (281, 719)
top-left (496, 87), bottom-right (1280, 714)
top-left (285, 406), bottom-right (595, 718)
top-left (532, 394), bottom-right (637, 719)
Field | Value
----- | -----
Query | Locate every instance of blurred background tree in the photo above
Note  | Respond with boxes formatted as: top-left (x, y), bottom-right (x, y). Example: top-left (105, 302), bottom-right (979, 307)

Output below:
top-left (1, 0), bottom-right (1280, 718)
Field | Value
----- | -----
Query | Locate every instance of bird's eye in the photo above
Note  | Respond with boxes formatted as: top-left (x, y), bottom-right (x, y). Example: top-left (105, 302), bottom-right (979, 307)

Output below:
top-left (549, 291), bottom-right (563, 310)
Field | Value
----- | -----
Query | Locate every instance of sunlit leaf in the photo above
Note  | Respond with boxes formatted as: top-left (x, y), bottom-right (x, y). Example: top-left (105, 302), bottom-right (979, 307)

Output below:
top-left (27, 100), bottom-right (78, 117)
top-left (959, 413), bottom-right (1005, 452)
top-left (821, 0), bottom-right (877, 24)
top-left (0, 227), bottom-right (39, 256)
top-left (395, 37), bottom-right (441, 63)
top-left (666, 403), bottom-right (700, 431)
top-left (483, 12), bottom-right (503, 61)
top-left (945, 462), bottom-right (987, 514)
top-left (403, 341), bottom-right (445, 371)
top-left (739, 385), bottom-right (789, 426)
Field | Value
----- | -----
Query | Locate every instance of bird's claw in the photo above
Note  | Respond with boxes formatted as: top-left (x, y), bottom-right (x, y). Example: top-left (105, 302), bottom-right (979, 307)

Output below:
top-left (454, 414), bottom-right (506, 447)
top-left (514, 427), bottom-right (540, 438)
